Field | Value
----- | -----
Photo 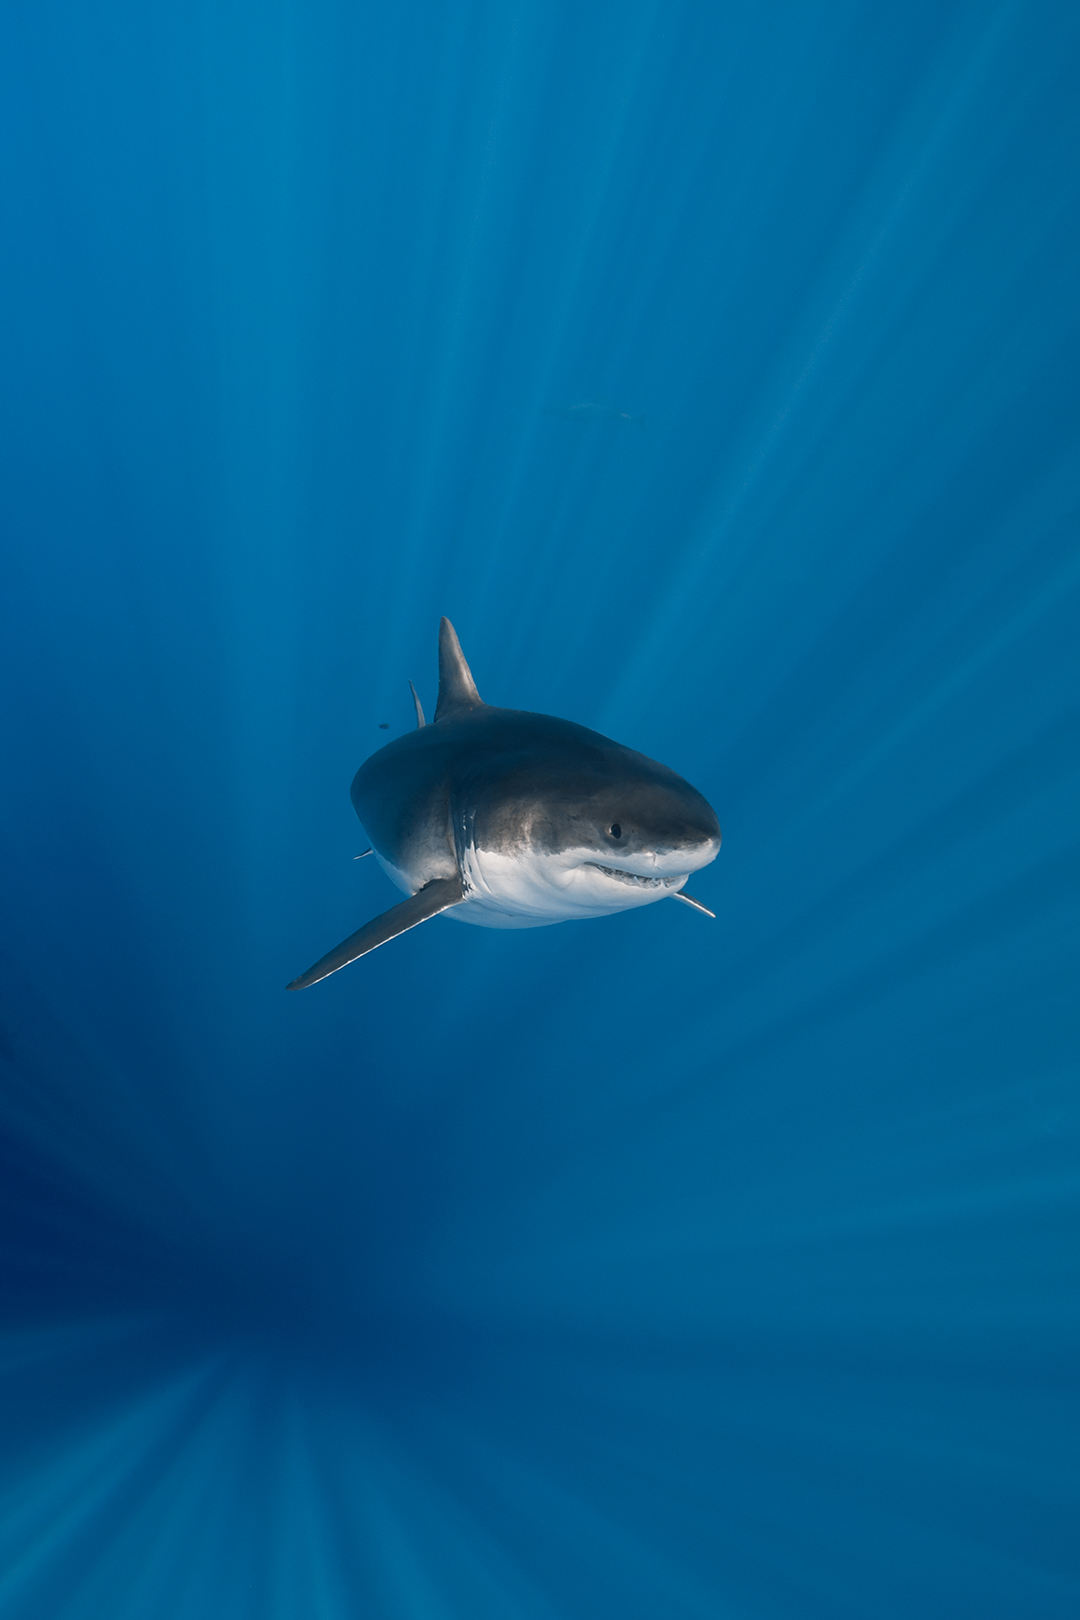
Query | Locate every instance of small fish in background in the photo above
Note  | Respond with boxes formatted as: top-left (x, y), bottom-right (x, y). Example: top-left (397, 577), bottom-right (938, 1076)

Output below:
top-left (544, 401), bottom-right (646, 424)
top-left (378, 722), bottom-right (389, 729)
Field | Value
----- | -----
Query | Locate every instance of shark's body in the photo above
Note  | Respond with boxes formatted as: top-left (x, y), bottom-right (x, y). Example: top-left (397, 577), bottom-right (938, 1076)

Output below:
top-left (288, 620), bottom-right (719, 989)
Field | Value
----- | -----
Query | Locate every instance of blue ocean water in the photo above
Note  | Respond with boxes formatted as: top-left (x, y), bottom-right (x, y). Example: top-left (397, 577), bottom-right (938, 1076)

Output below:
top-left (1, 1), bottom-right (1078, 1614)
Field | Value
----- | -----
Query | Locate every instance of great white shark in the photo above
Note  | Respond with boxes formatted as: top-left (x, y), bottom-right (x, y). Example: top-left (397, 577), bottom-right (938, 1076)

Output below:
top-left (287, 619), bottom-right (720, 989)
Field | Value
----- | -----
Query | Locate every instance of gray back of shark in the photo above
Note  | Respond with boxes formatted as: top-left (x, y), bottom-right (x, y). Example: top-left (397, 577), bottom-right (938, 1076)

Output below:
top-left (287, 619), bottom-right (720, 989)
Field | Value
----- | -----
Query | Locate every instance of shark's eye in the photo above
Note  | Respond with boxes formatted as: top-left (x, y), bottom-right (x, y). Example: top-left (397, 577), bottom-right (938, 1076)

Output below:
top-left (610, 823), bottom-right (622, 839)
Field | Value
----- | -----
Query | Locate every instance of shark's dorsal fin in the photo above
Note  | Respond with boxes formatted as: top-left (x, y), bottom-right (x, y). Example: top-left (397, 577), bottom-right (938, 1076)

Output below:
top-left (434, 617), bottom-right (483, 722)
top-left (409, 681), bottom-right (426, 728)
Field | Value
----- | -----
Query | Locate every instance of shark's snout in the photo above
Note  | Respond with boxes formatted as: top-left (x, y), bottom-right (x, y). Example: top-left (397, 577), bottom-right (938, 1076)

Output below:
top-left (596, 831), bottom-right (720, 880)
top-left (576, 821), bottom-right (719, 897)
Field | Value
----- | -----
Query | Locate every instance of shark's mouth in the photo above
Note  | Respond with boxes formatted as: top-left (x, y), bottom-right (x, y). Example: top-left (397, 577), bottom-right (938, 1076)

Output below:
top-left (585, 862), bottom-right (682, 889)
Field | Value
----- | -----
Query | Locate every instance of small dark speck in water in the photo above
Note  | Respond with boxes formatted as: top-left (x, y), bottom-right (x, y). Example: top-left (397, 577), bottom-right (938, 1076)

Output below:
top-left (378, 723), bottom-right (389, 729)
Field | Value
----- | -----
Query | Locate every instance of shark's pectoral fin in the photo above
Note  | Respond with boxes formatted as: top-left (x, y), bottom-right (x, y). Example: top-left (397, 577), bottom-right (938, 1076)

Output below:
top-left (287, 876), bottom-right (466, 990)
top-left (672, 890), bottom-right (715, 918)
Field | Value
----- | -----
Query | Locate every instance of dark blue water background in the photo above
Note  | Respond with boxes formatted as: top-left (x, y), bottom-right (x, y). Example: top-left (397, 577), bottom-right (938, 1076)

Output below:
top-left (1, 2), bottom-right (1078, 1614)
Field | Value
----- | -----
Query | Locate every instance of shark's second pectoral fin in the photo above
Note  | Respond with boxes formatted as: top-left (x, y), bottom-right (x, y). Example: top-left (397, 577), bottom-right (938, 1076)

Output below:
top-left (672, 890), bottom-right (715, 918)
top-left (287, 876), bottom-right (466, 990)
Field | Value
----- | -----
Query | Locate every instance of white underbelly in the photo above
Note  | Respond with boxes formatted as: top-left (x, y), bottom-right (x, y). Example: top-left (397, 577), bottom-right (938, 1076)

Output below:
top-left (444, 898), bottom-right (561, 929)
top-left (373, 850), bottom-right (415, 895)
top-left (376, 842), bottom-right (686, 929)
top-left (457, 844), bottom-right (686, 927)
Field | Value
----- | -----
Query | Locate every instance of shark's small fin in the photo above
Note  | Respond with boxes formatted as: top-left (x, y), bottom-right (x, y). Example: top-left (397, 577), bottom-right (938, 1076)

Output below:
top-left (353, 848), bottom-right (373, 860)
top-left (409, 681), bottom-right (426, 728)
top-left (287, 876), bottom-right (466, 990)
top-left (434, 617), bottom-right (483, 722)
top-left (672, 890), bottom-right (715, 918)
